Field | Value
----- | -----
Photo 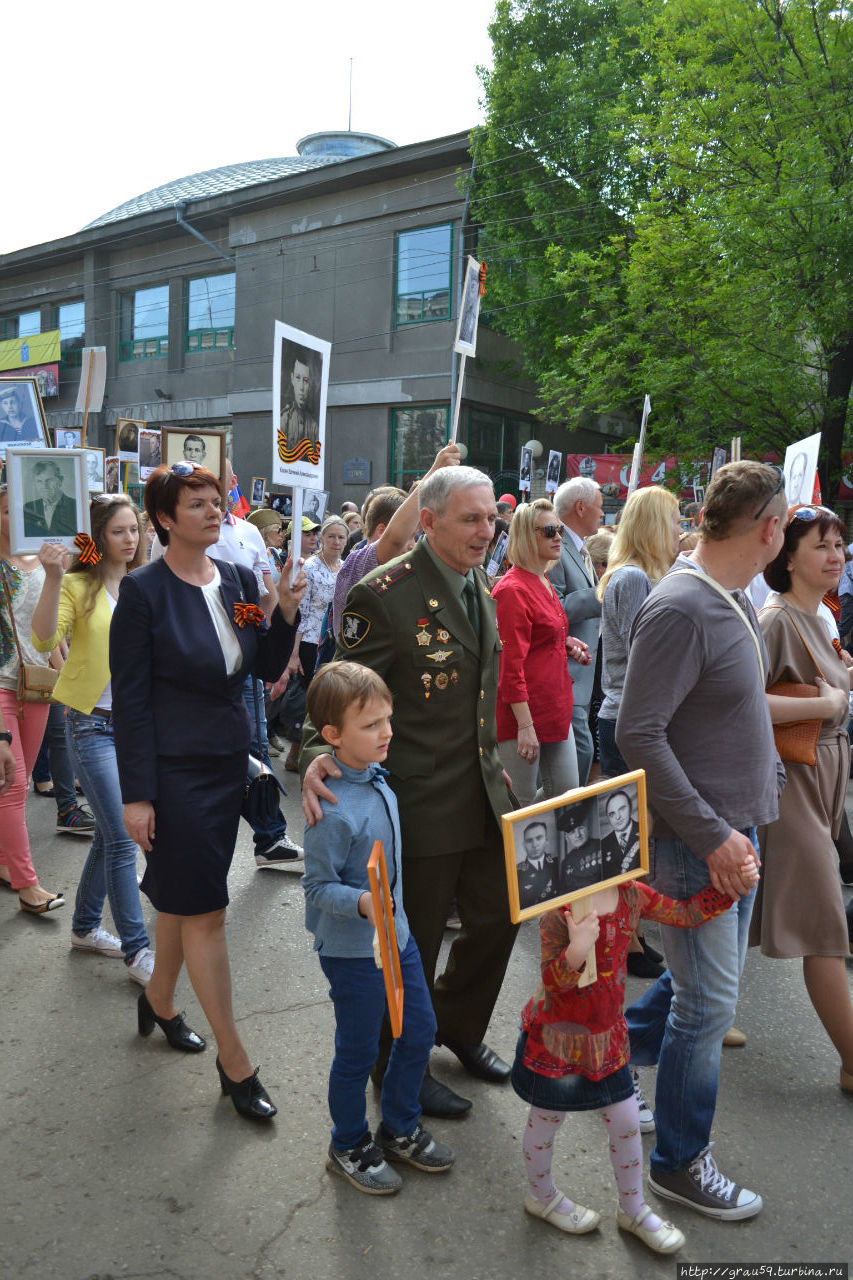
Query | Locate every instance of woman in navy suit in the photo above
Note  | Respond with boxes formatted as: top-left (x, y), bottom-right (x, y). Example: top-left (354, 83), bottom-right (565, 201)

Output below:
top-left (110, 463), bottom-right (306, 1121)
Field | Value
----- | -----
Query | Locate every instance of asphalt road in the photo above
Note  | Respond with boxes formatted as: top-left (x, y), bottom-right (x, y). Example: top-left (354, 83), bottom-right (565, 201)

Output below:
top-left (2, 770), bottom-right (852, 1280)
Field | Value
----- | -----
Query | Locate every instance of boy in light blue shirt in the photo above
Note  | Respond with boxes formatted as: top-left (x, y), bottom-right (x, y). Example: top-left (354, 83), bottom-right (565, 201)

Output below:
top-left (302, 661), bottom-right (454, 1195)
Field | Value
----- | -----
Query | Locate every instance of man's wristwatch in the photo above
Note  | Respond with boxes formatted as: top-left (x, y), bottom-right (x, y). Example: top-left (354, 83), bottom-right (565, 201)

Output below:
top-left (0, 732), bottom-right (12, 745)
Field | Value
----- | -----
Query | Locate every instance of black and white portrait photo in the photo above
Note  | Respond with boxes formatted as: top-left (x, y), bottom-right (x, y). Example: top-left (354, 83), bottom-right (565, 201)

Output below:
top-left (303, 490), bottom-right (329, 524)
top-left (519, 446), bottom-right (532, 493)
top-left (181, 433), bottom-right (208, 464)
top-left (554, 798), bottom-right (601, 896)
top-left (138, 429), bottom-right (162, 480)
top-left (250, 476), bottom-right (267, 506)
top-left (514, 818), bottom-right (558, 910)
top-left (161, 428), bottom-right (226, 486)
top-left (85, 447), bottom-right (106, 493)
top-left (4, 447), bottom-right (89, 553)
top-left (272, 320), bottom-right (330, 489)
top-left (54, 428), bottom-right (82, 450)
top-left (546, 450), bottom-right (562, 494)
top-left (0, 379), bottom-right (47, 455)
top-left (783, 433), bottom-right (820, 507)
top-left (454, 255), bottom-right (482, 357)
top-left (105, 456), bottom-right (120, 495)
top-left (598, 785), bottom-right (642, 878)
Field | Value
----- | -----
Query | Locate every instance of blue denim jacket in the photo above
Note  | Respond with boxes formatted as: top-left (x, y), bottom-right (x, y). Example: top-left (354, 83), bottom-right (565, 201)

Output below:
top-left (302, 759), bottom-right (410, 958)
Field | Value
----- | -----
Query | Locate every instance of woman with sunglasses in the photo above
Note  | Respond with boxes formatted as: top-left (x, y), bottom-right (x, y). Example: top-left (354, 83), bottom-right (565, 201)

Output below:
top-left (494, 499), bottom-right (589, 808)
top-left (108, 463), bottom-right (306, 1120)
top-left (753, 504), bottom-right (853, 1094)
top-left (32, 495), bottom-right (153, 974)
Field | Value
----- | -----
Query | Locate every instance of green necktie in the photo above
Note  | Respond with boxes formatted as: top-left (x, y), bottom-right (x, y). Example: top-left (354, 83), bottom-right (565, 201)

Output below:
top-left (463, 577), bottom-right (481, 641)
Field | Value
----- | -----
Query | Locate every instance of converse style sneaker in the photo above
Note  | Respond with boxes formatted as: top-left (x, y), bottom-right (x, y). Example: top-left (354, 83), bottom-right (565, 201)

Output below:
top-left (649, 1144), bottom-right (762, 1220)
top-left (71, 926), bottom-right (123, 957)
top-left (254, 834), bottom-right (304, 867)
top-left (127, 947), bottom-right (156, 987)
top-left (632, 1069), bottom-right (655, 1134)
top-left (326, 1135), bottom-right (402, 1195)
top-left (377, 1121), bottom-right (455, 1172)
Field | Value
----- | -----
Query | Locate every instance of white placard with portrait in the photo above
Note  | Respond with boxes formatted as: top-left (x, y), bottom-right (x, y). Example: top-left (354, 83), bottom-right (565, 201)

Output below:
top-left (5, 448), bottom-right (90, 554)
top-left (272, 321), bottom-right (330, 492)
top-left (783, 432), bottom-right (821, 507)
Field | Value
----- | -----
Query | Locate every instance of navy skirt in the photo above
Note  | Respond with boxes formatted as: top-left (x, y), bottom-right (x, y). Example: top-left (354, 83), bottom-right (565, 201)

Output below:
top-left (510, 1029), bottom-right (634, 1113)
top-left (140, 750), bottom-right (246, 916)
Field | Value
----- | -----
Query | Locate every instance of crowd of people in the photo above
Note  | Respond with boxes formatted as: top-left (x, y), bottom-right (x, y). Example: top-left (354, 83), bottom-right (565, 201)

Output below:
top-left (2, 452), bottom-right (852, 1256)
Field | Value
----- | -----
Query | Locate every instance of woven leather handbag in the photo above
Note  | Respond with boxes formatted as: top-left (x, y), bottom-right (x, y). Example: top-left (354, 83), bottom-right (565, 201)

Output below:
top-left (766, 679), bottom-right (821, 765)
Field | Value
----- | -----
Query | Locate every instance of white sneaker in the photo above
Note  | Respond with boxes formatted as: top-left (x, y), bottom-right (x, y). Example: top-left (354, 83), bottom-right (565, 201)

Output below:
top-left (127, 947), bottom-right (156, 986)
top-left (632, 1069), bottom-right (656, 1133)
top-left (71, 926), bottom-right (123, 957)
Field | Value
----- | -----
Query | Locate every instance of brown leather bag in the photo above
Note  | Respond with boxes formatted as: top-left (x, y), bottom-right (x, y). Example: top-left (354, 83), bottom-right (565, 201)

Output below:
top-left (764, 608), bottom-right (825, 767)
top-left (0, 567), bottom-right (59, 713)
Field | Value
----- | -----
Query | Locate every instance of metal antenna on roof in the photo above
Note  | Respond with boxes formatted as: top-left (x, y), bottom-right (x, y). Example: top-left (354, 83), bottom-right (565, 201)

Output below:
top-left (348, 58), bottom-right (353, 131)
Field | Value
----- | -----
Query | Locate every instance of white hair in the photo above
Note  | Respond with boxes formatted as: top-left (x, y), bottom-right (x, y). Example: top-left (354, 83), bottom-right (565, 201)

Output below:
top-left (554, 476), bottom-right (600, 519)
top-left (418, 465), bottom-right (493, 516)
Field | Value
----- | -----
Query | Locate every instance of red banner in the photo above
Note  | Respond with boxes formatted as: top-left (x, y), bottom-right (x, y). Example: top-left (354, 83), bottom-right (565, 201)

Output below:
top-left (566, 454), bottom-right (677, 501)
top-left (0, 364), bottom-right (59, 398)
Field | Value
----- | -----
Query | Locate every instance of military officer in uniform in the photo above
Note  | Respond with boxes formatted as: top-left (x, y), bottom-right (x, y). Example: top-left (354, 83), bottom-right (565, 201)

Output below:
top-left (554, 800), bottom-right (601, 895)
top-left (516, 820), bottom-right (556, 909)
top-left (301, 466), bottom-right (518, 1118)
top-left (280, 347), bottom-right (319, 450)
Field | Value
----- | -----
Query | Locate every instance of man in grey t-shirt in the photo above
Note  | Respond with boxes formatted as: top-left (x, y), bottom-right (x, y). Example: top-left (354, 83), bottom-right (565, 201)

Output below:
top-left (617, 460), bottom-right (787, 1223)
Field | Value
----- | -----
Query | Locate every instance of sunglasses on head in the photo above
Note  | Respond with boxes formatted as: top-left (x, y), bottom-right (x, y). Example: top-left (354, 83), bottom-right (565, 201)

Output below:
top-left (786, 504), bottom-right (836, 525)
top-left (535, 524), bottom-right (561, 539)
top-left (169, 462), bottom-right (202, 477)
top-left (752, 464), bottom-right (785, 519)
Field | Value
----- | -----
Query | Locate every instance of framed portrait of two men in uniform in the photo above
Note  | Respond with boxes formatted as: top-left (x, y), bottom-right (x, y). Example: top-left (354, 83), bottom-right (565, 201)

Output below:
top-left (502, 770), bottom-right (649, 923)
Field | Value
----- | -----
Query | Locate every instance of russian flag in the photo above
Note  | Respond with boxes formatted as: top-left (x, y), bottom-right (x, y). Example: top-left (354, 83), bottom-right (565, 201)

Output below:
top-left (229, 475), bottom-right (251, 519)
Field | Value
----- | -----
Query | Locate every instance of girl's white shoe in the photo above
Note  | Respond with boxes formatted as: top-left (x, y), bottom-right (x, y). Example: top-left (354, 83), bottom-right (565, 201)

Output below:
top-left (616, 1204), bottom-right (685, 1254)
top-left (524, 1190), bottom-right (600, 1234)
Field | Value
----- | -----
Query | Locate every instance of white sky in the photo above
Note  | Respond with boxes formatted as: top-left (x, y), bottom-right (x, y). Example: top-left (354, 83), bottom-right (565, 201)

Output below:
top-left (2, 0), bottom-right (497, 256)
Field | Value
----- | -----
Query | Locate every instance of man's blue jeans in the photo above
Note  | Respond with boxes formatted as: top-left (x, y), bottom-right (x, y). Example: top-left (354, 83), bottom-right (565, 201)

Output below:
top-left (625, 830), bottom-right (757, 1175)
top-left (32, 702), bottom-right (77, 814)
top-left (242, 676), bottom-right (287, 850)
top-left (319, 935), bottom-right (437, 1150)
top-left (66, 710), bottom-right (149, 960)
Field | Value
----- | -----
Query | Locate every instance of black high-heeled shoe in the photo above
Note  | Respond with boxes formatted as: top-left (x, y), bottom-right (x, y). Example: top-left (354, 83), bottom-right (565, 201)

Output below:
top-left (215, 1056), bottom-right (277, 1120)
top-left (137, 990), bottom-right (206, 1052)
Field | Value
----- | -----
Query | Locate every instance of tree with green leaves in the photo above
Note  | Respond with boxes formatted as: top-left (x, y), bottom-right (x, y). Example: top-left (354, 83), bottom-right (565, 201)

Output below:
top-left (474, 0), bottom-right (853, 489)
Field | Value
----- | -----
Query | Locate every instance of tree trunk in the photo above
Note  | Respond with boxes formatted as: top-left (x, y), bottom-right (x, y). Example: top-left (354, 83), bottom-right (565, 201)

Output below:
top-left (820, 335), bottom-right (853, 501)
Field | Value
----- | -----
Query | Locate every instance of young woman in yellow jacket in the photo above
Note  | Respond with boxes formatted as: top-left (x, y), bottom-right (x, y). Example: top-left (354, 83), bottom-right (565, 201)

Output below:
top-left (32, 496), bottom-right (154, 983)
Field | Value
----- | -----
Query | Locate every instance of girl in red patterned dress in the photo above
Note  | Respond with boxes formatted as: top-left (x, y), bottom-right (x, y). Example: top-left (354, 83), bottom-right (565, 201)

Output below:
top-left (512, 865), bottom-right (757, 1254)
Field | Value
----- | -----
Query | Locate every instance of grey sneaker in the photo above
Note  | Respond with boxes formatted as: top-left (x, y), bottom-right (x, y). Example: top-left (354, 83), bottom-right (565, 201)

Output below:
top-left (56, 804), bottom-right (95, 836)
top-left (254, 834), bottom-right (304, 867)
top-left (377, 1121), bottom-right (455, 1172)
top-left (326, 1135), bottom-right (402, 1195)
top-left (649, 1144), bottom-right (762, 1220)
top-left (632, 1069), bottom-right (655, 1134)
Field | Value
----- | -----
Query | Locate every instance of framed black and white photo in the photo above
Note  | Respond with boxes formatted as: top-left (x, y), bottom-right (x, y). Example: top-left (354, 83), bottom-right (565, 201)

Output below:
top-left (250, 475), bottom-right (267, 506)
top-left (272, 320), bottom-right (330, 492)
top-left (54, 428), bottom-right (82, 450)
top-left (302, 489), bottom-right (328, 524)
top-left (519, 446), bottom-right (532, 494)
top-left (85, 447), bottom-right (106, 493)
top-left (138, 429), bottom-right (162, 480)
top-left (0, 378), bottom-right (49, 458)
top-left (161, 427), bottom-right (226, 488)
top-left (546, 450), bottom-right (562, 494)
top-left (5, 447), bottom-right (89, 554)
top-left (453, 254), bottom-right (482, 357)
top-left (269, 493), bottom-right (293, 519)
top-left (105, 456), bottom-right (120, 495)
top-left (502, 770), bottom-right (649, 923)
top-left (114, 417), bottom-right (145, 462)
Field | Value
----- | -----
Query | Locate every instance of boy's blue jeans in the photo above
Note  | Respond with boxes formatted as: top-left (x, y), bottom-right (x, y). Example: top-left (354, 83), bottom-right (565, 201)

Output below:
top-left (319, 935), bottom-right (436, 1150)
top-left (626, 830), bottom-right (757, 1175)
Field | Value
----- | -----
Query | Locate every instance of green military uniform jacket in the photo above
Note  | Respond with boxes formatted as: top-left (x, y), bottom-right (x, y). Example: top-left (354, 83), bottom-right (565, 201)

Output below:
top-left (301, 537), bottom-right (509, 859)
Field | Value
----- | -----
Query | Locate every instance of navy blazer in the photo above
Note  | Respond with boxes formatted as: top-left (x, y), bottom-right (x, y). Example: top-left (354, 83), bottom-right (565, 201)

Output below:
top-left (110, 557), bottom-right (297, 803)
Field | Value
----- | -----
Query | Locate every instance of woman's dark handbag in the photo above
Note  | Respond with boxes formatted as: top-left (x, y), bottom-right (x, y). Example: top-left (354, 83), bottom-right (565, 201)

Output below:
top-left (242, 681), bottom-right (286, 825)
top-left (280, 673), bottom-right (307, 743)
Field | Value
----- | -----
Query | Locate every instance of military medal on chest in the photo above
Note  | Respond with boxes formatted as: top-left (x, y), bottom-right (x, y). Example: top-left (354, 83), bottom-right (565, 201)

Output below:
top-left (416, 617), bottom-right (431, 646)
top-left (421, 672), bottom-right (432, 699)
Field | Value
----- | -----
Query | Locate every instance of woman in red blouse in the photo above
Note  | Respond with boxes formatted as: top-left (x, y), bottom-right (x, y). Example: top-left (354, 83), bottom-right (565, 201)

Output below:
top-left (494, 500), bottom-right (590, 807)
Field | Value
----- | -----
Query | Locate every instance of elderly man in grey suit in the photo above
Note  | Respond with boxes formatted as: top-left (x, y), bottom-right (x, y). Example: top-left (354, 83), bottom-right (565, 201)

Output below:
top-left (547, 477), bottom-right (604, 784)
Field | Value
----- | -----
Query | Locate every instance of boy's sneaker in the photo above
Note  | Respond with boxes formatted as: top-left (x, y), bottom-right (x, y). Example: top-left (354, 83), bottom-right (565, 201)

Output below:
top-left (632, 1069), bottom-right (656, 1133)
top-left (326, 1135), bottom-right (402, 1195)
top-left (71, 926), bottom-right (123, 957)
top-left (649, 1144), bottom-right (762, 1220)
top-left (254, 834), bottom-right (303, 867)
top-left (127, 947), bottom-right (156, 986)
top-left (377, 1121), bottom-right (455, 1172)
top-left (56, 804), bottom-right (95, 836)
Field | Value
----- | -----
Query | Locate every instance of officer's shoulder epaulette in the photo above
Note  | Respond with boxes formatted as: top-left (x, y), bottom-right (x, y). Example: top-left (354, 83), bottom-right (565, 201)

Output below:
top-left (366, 560), bottom-right (415, 594)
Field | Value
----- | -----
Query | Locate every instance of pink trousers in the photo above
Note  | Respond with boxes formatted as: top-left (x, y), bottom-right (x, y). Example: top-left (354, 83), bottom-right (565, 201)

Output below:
top-left (0, 689), bottom-right (49, 889)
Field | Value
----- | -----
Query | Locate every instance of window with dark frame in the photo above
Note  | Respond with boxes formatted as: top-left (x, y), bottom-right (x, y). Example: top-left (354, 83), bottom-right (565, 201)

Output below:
top-left (185, 273), bottom-right (235, 352)
top-left (1, 309), bottom-right (41, 341)
top-left (389, 406), bottom-right (450, 488)
top-left (119, 285), bottom-right (169, 360)
top-left (57, 300), bottom-right (85, 367)
top-left (394, 224), bottom-right (454, 326)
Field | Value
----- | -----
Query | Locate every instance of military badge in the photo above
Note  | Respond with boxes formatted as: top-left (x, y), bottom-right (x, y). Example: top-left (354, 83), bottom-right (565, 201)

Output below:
top-left (425, 649), bottom-right (452, 664)
top-left (416, 629), bottom-right (431, 646)
top-left (437, 629), bottom-right (450, 643)
top-left (421, 673), bottom-right (432, 699)
top-left (341, 612), bottom-right (371, 648)
top-left (435, 672), bottom-right (449, 690)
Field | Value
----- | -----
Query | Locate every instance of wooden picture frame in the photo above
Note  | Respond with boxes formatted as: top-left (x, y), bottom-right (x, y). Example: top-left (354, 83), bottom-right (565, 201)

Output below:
top-left (84, 446), bottom-right (106, 493)
top-left (160, 427), bottom-right (226, 492)
top-left (250, 475), bottom-right (267, 506)
top-left (367, 840), bottom-right (404, 1038)
top-left (114, 417), bottom-right (145, 461)
top-left (105, 456), bottom-right (120, 495)
top-left (5, 447), bottom-right (90, 554)
top-left (502, 770), bottom-right (649, 924)
top-left (0, 377), bottom-right (49, 458)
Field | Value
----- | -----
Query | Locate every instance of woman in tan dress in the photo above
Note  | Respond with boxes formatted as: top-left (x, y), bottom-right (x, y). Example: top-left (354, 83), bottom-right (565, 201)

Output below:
top-left (752, 503), bottom-right (853, 1094)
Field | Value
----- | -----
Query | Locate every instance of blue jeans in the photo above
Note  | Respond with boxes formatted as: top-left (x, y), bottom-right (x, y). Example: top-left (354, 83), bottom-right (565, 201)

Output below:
top-left (597, 716), bottom-right (629, 779)
top-left (32, 702), bottom-right (77, 813)
top-left (625, 829), bottom-right (757, 1175)
top-left (66, 709), bottom-right (149, 960)
top-left (319, 935), bottom-right (437, 1150)
top-left (242, 676), bottom-right (287, 850)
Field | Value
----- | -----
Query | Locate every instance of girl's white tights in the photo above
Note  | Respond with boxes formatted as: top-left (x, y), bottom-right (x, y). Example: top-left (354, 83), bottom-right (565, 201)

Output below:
top-left (523, 1098), bottom-right (662, 1229)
